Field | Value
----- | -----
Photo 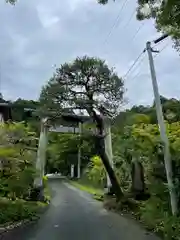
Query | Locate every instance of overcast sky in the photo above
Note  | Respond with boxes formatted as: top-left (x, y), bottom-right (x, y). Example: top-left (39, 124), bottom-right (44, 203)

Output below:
top-left (0, 0), bottom-right (179, 108)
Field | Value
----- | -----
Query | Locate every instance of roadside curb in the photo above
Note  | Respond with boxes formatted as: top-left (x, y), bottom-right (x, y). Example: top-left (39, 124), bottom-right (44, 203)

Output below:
top-left (0, 218), bottom-right (38, 235)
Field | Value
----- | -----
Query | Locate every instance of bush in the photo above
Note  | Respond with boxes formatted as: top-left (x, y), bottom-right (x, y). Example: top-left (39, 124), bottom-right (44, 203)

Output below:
top-left (111, 122), bottom-right (180, 239)
top-left (0, 122), bottom-right (37, 200)
top-left (43, 176), bottom-right (48, 188)
top-left (0, 122), bottom-right (45, 226)
top-left (0, 198), bottom-right (45, 225)
top-left (140, 197), bottom-right (180, 239)
top-left (85, 155), bottom-right (106, 188)
top-left (42, 176), bottom-right (51, 203)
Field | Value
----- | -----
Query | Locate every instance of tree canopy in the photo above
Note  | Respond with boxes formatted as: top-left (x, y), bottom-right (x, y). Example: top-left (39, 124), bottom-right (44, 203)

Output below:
top-left (5, 0), bottom-right (16, 4)
top-left (40, 56), bottom-right (124, 117)
top-left (137, 0), bottom-right (180, 48)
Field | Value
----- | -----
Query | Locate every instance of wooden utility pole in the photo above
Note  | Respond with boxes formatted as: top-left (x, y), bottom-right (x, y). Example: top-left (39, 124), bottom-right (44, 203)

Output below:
top-left (146, 34), bottom-right (177, 215)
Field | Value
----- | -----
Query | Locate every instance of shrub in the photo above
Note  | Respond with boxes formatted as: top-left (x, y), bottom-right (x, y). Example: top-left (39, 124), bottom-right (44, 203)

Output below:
top-left (140, 197), bottom-right (180, 239)
top-left (0, 122), bottom-right (37, 200)
top-left (42, 176), bottom-right (51, 203)
top-left (85, 155), bottom-right (106, 188)
top-left (112, 122), bottom-right (180, 239)
top-left (0, 198), bottom-right (45, 224)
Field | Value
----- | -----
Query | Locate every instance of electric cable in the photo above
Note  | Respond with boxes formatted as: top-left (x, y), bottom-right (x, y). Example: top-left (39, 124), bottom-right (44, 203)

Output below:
top-left (123, 49), bottom-right (146, 79)
top-left (103, 0), bottom-right (130, 45)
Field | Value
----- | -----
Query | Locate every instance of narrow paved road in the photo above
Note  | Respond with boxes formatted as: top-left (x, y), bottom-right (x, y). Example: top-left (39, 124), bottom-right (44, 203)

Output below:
top-left (3, 179), bottom-right (159, 240)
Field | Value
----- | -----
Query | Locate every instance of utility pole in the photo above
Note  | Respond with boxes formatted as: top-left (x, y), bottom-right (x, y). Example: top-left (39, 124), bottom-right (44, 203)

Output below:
top-left (146, 35), bottom-right (177, 215)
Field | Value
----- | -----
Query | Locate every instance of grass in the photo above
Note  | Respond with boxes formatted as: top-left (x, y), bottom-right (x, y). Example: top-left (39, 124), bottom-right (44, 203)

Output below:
top-left (70, 180), bottom-right (104, 201)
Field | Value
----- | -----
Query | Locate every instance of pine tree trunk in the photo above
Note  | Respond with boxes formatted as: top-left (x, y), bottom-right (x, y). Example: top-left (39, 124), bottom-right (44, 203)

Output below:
top-left (97, 136), bottom-right (123, 200)
top-left (91, 109), bottom-right (123, 200)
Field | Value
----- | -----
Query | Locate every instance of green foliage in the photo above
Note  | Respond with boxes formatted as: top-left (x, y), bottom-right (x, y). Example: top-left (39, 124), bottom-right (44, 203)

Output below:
top-left (140, 197), bottom-right (180, 239)
top-left (46, 132), bottom-right (79, 174)
top-left (40, 56), bottom-right (124, 116)
top-left (5, 0), bottom-right (16, 4)
top-left (11, 98), bottom-right (40, 133)
top-left (112, 120), bottom-right (180, 238)
top-left (70, 180), bottom-right (104, 196)
top-left (40, 55), bottom-right (125, 200)
top-left (0, 96), bottom-right (40, 133)
top-left (46, 130), bottom-right (96, 175)
top-left (136, 0), bottom-right (180, 46)
top-left (114, 97), bottom-right (180, 129)
top-left (0, 122), bottom-right (37, 200)
top-left (42, 176), bottom-right (51, 203)
top-left (0, 198), bottom-right (45, 224)
top-left (80, 102), bottom-right (180, 238)
top-left (129, 114), bottom-right (150, 124)
top-left (0, 122), bottom-right (43, 224)
top-left (85, 155), bottom-right (106, 187)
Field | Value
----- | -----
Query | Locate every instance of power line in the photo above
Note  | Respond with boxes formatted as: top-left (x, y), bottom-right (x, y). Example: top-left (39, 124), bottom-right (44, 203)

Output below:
top-left (154, 41), bottom-right (170, 59)
top-left (125, 41), bottom-right (170, 82)
top-left (127, 54), bottom-right (147, 81)
top-left (131, 22), bottom-right (145, 42)
top-left (100, 3), bottom-right (148, 83)
top-left (123, 49), bottom-right (146, 79)
top-left (160, 41), bottom-right (170, 52)
top-left (122, 8), bottom-right (136, 30)
top-left (103, 0), bottom-right (129, 45)
top-left (126, 40), bottom-right (171, 83)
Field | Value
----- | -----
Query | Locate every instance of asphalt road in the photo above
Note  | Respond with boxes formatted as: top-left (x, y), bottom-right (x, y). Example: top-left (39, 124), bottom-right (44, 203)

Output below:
top-left (3, 179), bottom-right (160, 240)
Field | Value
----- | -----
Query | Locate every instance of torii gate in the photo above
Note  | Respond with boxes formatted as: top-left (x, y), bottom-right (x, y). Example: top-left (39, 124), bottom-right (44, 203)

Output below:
top-left (25, 111), bottom-right (114, 199)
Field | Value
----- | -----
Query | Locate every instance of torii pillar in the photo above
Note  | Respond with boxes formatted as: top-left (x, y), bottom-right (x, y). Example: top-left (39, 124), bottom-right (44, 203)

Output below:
top-left (104, 118), bottom-right (113, 192)
top-left (0, 103), bottom-right (12, 122)
top-left (33, 117), bottom-right (48, 200)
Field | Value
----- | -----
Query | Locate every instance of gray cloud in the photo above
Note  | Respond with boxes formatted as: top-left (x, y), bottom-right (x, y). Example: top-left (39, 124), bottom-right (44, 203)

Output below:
top-left (0, 0), bottom-right (179, 107)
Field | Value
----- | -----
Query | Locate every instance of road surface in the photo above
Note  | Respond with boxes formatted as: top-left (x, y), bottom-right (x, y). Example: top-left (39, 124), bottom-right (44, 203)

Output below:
top-left (3, 179), bottom-right (159, 240)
